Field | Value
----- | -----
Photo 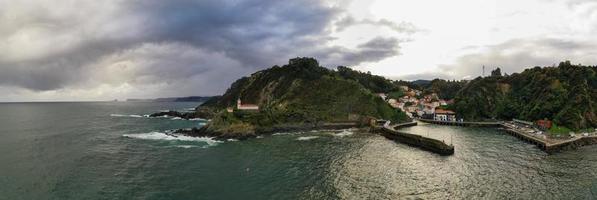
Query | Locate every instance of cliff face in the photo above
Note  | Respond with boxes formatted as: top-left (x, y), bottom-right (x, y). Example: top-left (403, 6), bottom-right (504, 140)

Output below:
top-left (196, 57), bottom-right (408, 135)
top-left (454, 61), bottom-right (597, 130)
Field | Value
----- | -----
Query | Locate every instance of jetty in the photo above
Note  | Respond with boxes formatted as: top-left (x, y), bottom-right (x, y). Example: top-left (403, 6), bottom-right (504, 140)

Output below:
top-left (417, 118), bottom-right (502, 127)
top-left (372, 120), bottom-right (454, 156)
top-left (417, 118), bottom-right (597, 153)
top-left (501, 122), bottom-right (597, 153)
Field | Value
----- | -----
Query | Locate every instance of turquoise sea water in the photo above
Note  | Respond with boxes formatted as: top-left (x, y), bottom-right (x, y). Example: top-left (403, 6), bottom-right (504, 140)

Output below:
top-left (1, 102), bottom-right (597, 199)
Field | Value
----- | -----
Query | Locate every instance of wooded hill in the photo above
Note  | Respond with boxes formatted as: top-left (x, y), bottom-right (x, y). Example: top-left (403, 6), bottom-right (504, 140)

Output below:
top-left (198, 57), bottom-right (409, 135)
top-left (453, 61), bottom-right (596, 130)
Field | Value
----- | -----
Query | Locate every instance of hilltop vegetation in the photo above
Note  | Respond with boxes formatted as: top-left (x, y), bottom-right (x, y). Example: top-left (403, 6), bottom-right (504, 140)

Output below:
top-left (196, 58), bottom-right (409, 136)
top-left (453, 61), bottom-right (597, 130)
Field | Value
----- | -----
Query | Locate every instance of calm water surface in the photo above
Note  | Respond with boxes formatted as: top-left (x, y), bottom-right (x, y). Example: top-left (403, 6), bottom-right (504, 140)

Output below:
top-left (1, 102), bottom-right (596, 199)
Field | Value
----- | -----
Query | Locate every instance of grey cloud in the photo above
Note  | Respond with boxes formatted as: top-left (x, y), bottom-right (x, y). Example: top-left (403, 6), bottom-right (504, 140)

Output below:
top-left (398, 38), bottom-right (597, 80)
top-left (335, 16), bottom-right (420, 34)
top-left (391, 72), bottom-right (455, 82)
top-left (0, 0), bottom-right (405, 97)
top-left (315, 37), bottom-right (402, 67)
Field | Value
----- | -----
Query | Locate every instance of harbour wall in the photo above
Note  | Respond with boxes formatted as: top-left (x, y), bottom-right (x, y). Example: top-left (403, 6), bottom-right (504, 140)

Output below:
top-left (372, 125), bottom-right (455, 156)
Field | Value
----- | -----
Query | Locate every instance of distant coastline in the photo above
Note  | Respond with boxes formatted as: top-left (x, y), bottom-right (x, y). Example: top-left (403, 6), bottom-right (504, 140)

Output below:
top-left (126, 96), bottom-right (215, 102)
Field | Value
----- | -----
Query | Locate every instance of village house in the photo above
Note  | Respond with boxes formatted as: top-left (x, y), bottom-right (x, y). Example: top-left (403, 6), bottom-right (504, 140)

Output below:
top-left (399, 86), bottom-right (409, 91)
top-left (406, 90), bottom-right (416, 97)
top-left (237, 98), bottom-right (259, 111)
top-left (405, 106), bottom-right (417, 113)
top-left (434, 109), bottom-right (456, 121)
top-left (536, 119), bottom-right (552, 130)
top-left (377, 93), bottom-right (387, 100)
top-left (439, 100), bottom-right (447, 106)
top-left (423, 105), bottom-right (435, 115)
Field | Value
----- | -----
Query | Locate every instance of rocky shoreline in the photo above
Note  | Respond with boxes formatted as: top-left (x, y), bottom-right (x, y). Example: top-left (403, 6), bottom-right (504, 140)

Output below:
top-left (173, 122), bottom-right (365, 141)
top-left (149, 109), bottom-right (215, 120)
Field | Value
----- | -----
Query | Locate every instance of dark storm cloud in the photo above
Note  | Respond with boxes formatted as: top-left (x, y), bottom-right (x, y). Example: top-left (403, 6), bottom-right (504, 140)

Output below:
top-left (0, 0), bottom-right (405, 95)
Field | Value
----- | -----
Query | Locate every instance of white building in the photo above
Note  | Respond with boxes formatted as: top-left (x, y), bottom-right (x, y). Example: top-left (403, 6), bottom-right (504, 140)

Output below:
top-left (434, 109), bottom-right (456, 121)
top-left (237, 98), bottom-right (259, 110)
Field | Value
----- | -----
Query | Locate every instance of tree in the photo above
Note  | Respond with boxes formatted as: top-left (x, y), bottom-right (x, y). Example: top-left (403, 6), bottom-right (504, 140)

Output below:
top-left (491, 67), bottom-right (502, 77)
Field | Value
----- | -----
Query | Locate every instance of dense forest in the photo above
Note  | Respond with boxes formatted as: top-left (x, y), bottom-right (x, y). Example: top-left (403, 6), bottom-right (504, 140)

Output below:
top-left (453, 61), bottom-right (596, 130)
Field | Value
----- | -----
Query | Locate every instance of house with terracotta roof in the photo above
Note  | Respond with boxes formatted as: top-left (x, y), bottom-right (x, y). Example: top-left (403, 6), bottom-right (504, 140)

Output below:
top-left (434, 109), bottom-right (456, 121)
top-left (237, 98), bottom-right (259, 111)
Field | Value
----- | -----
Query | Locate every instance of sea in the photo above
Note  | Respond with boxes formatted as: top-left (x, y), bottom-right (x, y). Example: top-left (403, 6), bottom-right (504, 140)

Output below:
top-left (1, 102), bottom-right (597, 199)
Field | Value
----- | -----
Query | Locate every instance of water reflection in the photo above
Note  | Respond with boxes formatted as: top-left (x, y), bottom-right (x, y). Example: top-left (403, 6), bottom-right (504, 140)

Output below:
top-left (325, 124), bottom-right (597, 199)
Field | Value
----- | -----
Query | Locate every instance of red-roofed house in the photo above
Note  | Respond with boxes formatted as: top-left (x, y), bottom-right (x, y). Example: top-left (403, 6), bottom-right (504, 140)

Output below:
top-left (237, 98), bottom-right (259, 111)
top-left (434, 109), bottom-right (456, 121)
top-left (536, 120), bottom-right (552, 130)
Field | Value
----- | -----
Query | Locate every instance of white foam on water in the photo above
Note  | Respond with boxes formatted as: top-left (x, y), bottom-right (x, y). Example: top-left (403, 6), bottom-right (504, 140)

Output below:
top-left (171, 117), bottom-right (182, 120)
top-left (256, 136), bottom-right (264, 139)
top-left (123, 132), bottom-right (221, 146)
top-left (110, 114), bottom-right (145, 118)
top-left (273, 132), bottom-right (302, 136)
top-left (334, 129), bottom-right (354, 137)
top-left (174, 145), bottom-right (199, 149)
top-left (189, 118), bottom-right (207, 121)
top-left (227, 139), bottom-right (239, 142)
top-left (296, 136), bottom-right (319, 141)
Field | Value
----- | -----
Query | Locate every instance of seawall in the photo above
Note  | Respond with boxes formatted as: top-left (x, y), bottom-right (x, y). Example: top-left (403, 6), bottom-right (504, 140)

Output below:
top-left (502, 126), bottom-right (597, 153)
top-left (391, 121), bottom-right (418, 129)
top-left (418, 118), bottom-right (502, 127)
top-left (372, 125), bottom-right (455, 156)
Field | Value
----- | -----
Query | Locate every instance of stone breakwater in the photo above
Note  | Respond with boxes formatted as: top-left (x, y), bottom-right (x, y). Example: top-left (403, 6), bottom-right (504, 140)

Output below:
top-left (372, 123), bottom-right (455, 156)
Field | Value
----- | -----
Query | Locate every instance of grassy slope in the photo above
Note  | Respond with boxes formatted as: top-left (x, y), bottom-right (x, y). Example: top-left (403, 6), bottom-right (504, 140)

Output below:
top-left (201, 58), bottom-right (409, 134)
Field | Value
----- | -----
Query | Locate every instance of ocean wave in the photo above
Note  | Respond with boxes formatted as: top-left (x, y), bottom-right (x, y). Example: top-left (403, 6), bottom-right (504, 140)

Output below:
top-left (110, 114), bottom-right (145, 118)
top-left (123, 132), bottom-right (221, 146)
top-left (111, 113), bottom-right (208, 122)
top-left (334, 130), bottom-right (354, 137)
top-left (173, 145), bottom-right (201, 149)
top-left (273, 132), bottom-right (302, 136)
top-left (297, 136), bottom-right (319, 141)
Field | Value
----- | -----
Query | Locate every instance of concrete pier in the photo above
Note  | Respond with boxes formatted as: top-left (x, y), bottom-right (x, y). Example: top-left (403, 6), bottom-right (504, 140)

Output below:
top-left (418, 118), bottom-right (597, 153)
top-left (418, 118), bottom-right (502, 127)
top-left (502, 126), bottom-right (597, 153)
top-left (372, 123), bottom-right (454, 156)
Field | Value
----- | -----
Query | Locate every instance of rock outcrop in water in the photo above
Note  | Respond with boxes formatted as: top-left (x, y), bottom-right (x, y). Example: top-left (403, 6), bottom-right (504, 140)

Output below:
top-left (149, 109), bottom-right (216, 120)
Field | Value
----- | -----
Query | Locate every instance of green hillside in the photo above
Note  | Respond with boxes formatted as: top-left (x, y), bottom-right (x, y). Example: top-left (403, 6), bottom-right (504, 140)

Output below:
top-left (454, 61), bottom-right (597, 130)
top-left (197, 57), bottom-right (409, 136)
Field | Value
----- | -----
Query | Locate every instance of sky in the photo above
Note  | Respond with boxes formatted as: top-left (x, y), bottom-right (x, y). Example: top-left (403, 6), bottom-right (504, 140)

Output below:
top-left (1, 0), bottom-right (596, 101)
